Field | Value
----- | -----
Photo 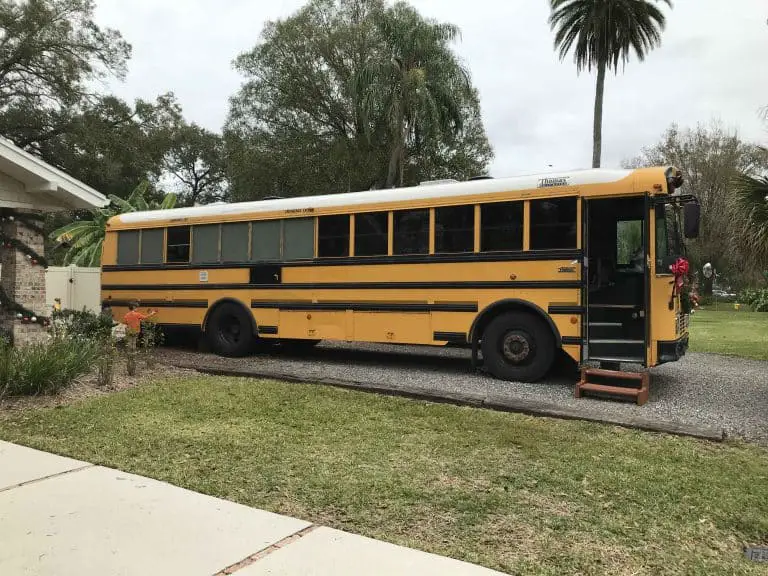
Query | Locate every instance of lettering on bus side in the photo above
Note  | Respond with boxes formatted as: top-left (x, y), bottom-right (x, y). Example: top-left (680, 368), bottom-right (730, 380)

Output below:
top-left (285, 208), bottom-right (315, 214)
top-left (537, 176), bottom-right (570, 188)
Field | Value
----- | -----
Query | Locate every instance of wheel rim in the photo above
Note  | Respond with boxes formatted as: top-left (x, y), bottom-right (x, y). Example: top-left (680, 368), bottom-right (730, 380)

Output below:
top-left (218, 314), bottom-right (242, 345)
top-left (500, 329), bottom-right (535, 365)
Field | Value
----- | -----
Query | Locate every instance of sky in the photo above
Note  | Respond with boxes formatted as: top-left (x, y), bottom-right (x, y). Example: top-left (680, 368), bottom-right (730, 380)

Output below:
top-left (94, 0), bottom-right (768, 177)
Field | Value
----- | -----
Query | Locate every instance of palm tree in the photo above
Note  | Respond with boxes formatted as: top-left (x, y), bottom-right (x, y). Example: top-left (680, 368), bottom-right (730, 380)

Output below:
top-left (357, 4), bottom-right (469, 188)
top-left (732, 173), bottom-right (768, 273)
top-left (51, 182), bottom-right (177, 266)
top-left (549, 0), bottom-right (671, 168)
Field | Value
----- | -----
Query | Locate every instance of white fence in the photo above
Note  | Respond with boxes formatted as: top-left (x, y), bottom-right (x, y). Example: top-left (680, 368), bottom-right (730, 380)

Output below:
top-left (45, 266), bottom-right (101, 314)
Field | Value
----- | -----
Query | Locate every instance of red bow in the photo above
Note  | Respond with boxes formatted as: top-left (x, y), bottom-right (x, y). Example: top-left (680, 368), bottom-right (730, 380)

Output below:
top-left (670, 258), bottom-right (689, 290)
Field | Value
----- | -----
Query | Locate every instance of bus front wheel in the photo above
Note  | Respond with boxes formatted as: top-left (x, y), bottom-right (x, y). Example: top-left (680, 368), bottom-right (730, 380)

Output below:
top-left (481, 312), bottom-right (555, 382)
top-left (206, 302), bottom-right (255, 357)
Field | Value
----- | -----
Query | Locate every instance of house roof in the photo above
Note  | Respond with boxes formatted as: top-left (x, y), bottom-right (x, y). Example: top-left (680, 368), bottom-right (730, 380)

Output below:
top-left (0, 137), bottom-right (107, 210)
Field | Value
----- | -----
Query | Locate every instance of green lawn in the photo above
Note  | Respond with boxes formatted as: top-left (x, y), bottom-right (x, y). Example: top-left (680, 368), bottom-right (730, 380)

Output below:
top-left (2, 377), bottom-right (768, 575)
top-left (689, 310), bottom-right (768, 360)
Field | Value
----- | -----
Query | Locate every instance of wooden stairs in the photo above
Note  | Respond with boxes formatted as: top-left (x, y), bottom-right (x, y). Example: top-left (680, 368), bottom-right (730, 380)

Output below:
top-left (575, 367), bottom-right (650, 406)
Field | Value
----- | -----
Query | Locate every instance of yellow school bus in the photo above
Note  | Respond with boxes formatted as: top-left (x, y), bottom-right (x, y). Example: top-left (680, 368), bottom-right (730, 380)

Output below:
top-left (101, 167), bottom-right (699, 382)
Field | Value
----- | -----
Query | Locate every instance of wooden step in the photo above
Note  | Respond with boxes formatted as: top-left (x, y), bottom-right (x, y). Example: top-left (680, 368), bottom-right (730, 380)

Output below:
top-left (575, 367), bottom-right (650, 406)
top-left (588, 356), bottom-right (645, 364)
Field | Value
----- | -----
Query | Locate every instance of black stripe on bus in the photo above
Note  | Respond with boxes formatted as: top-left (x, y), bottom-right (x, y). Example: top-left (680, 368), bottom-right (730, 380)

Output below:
top-left (548, 305), bottom-right (584, 315)
top-left (561, 336), bottom-right (584, 346)
top-left (101, 249), bottom-right (582, 272)
top-left (102, 280), bottom-right (583, 291)
top-left (433, 331), bottom-right (467, 343)
top-left (103, 299), bottom-right (209, 309)
top-left (250, 301), bottom-right (478, 313)
top-left (258, 325), bottom-right (279, 335)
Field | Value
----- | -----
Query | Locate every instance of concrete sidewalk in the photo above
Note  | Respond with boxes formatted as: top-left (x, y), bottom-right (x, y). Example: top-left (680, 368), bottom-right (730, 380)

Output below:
top-left (0, 441), bottom-right (505, 576)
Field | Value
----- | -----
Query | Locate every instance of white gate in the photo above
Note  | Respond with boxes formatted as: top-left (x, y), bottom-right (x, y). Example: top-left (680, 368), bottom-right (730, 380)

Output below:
top-left (45, 266), bottom-right (101, 313)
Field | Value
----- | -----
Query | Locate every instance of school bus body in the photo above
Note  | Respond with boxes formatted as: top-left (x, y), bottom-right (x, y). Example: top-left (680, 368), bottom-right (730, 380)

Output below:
top-left (101, 167), bottom-right (694, 381)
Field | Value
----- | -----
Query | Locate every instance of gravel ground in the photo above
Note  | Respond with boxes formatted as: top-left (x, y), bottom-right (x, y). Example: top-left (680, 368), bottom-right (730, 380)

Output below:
top-left (161, 341), bottom-right (768, 445)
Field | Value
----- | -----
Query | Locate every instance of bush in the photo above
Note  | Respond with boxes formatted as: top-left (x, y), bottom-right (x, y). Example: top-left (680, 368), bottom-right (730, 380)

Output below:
top-left (739, 288), bottom-right (768, 312)
top-left (0, 337), bottom-right (99, 397)
top-left (50, 308), bottom-right (113, 341)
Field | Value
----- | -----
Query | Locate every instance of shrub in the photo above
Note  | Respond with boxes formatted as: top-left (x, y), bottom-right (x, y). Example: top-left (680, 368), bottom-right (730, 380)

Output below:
top-left (0, 337), bottom-right (99, 397)
top-left (739, 287), bottom-right (768, 312)
top-left (139, 319), bottom-right (164, 368)
top-left (50, 308), bottom-right (114, 342)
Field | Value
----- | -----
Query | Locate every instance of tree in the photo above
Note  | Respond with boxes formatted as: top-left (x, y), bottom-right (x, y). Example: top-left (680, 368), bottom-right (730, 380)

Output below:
top-left (51, 182), bottom-right (177, 266)
top-left (357, 2), bottom-right (469, 187)
top-left (163, 123), bottom-right (227, 206)
top-left (0, 0), bottom-right (131, 147)
top-left (549, 0), bottom-right (671, 168)
top-left (226, 0), bottom-right (492, 201)
top-left (4, 93), bottom-right (183, 199)
top-left (730, 108), bottom-right (768, 278)
top-left (733, 173), bottom-right (768, 274)
top-left (625, 121), bottom-right (768, 291)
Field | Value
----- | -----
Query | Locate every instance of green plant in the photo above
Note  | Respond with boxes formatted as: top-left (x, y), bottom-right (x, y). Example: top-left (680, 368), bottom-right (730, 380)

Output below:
top-left (0, 337), bottom-right (98, 397)
top-left (740, 287), bottom-right (768, 312)
top-left (95, 339), bottom-right (117, 387)
top-left (139, 319), bottom-right (164, 368)
top-left (51, 308), bottom-right (114, 341)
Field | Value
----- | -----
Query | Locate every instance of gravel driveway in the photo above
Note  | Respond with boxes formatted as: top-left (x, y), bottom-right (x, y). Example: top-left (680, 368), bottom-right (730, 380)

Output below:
top-left (162, 342), bottom-right (768, 445)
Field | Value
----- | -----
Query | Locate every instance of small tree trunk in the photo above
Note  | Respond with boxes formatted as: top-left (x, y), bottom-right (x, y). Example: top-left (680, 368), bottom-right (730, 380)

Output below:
top-left (592, 60), bottom-right (606, 169)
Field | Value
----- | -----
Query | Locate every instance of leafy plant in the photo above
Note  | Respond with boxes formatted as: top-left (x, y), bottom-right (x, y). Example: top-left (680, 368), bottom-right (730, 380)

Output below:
top-left (0, 337), bottom-right (98, 397)
top-left (95, 339), bottom-right (117, 387)
top-left (50, 182), bottom-right (177, 266)
top-left (139, 319), bottom-right (164, 368)
top-left (739, 288), bottom-right (768, 312)
top-left (50, 308), bottom-right (115, 342)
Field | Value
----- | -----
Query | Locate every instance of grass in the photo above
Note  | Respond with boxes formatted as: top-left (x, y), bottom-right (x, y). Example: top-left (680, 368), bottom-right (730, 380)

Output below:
top-left (2, 377), bottom-right (768, 575)
top-left (689, 310), bottom-right (768, 360)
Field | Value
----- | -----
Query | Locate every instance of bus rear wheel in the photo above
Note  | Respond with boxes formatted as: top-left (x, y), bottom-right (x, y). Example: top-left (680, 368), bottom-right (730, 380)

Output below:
top-left (481, 312), bottom-right (555, 382)
top-left (207, 303), bottom-right (254, 357)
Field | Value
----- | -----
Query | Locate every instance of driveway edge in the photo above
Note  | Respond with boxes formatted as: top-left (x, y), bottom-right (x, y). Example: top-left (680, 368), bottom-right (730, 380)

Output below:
top-left (170, 364), bottom-right (726, 443)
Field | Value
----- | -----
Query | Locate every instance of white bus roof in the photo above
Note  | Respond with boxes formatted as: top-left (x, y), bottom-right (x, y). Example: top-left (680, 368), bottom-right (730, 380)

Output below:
top-left (117, 168), bottom-right (640, 226)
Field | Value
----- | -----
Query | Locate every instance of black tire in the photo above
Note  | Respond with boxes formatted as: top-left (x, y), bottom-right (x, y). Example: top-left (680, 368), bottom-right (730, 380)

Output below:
top-left (481, 311), bottom-right (555, 382)
top-left (206, 302), bottom-right (255, 357)
top-left (278, 339), bottom-right (321, 354)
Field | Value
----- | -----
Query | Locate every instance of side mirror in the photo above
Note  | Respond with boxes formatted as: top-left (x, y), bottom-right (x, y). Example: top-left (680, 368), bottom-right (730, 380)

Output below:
top-left (683, 203), bottom-right (700, 239)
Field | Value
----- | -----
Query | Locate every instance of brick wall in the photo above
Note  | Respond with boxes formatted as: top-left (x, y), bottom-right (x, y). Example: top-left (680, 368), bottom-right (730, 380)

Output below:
top-left (0, 214), bottom-right (48, 345)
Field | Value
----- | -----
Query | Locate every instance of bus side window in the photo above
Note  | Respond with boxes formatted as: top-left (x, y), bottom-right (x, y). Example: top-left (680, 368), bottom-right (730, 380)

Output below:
top-left (480, 201), bottom-right (523, 251)
top-left (354, 212), bottom-right (388, 257)
top-left (393, 209), bottom-right (429, 255)
top-left (193, 224), bottom-right (220, 263)
top-left (166, 226), bottom-right (191, 263)
top-left (221, 222), bottom-right (249, 263)
top-left (435, 205), bottom-right (474, 253)
top-left (318, 215), bottom-right (350, 258)
top-left (530, 197), bottom-right (577, 250)
top-left (252, 220), bottom-right (282, 261)
top-left (283, 218), bottom-right (315, 260)
top-left (140, 228), bottom-right (164, 264)
top-left (117, 230), bottom-right (140, 265)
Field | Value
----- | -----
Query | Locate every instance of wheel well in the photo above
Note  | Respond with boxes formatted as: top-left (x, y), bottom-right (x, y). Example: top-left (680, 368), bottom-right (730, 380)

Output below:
top-left (203, 298), bottom-right (257, 335)
top-left (470, 299), bottom-right (562, 348)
